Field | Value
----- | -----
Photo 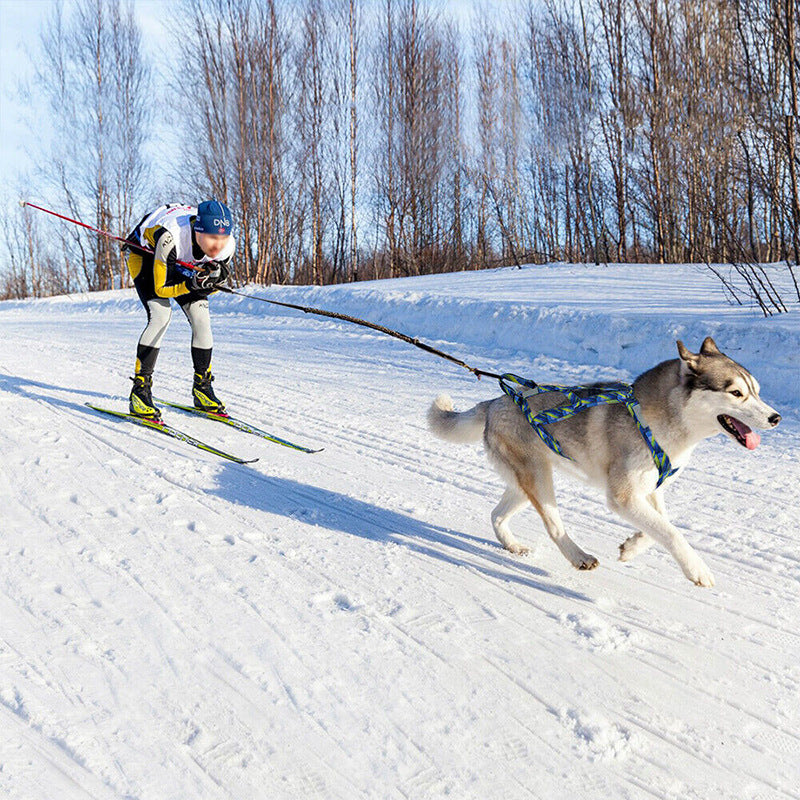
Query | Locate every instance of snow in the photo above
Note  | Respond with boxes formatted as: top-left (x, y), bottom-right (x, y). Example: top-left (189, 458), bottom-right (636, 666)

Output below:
top-left (0, 262), bottom-right (798, 800)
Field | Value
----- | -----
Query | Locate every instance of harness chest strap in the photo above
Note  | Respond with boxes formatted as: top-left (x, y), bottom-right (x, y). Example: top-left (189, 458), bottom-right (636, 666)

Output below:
top-left (499, 374), bottom-right (679, 488)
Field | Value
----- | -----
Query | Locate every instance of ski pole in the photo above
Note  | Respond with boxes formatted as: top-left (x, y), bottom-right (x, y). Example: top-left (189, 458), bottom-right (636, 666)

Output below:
top-left (20, 200), bottom-right (203, 272)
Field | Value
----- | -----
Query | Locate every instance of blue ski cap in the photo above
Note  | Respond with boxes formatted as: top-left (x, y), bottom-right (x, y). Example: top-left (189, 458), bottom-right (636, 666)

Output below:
top-left (194, 200), bottom-right (233, 235)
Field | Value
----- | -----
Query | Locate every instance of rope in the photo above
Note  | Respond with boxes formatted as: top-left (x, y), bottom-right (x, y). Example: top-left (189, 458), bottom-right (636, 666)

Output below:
top-left (21, 201), bottom-right (500, 379)
top-left (217, 287), bottom-right (503, 380)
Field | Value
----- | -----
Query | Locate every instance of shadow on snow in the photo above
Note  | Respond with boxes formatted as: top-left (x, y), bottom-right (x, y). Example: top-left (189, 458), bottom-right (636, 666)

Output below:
top-left (0, 369), bottom-right (592, 603)
top-left (211, 465), bottom-right (593, 603)
top-left (0, 371), bottom-right (111, 415)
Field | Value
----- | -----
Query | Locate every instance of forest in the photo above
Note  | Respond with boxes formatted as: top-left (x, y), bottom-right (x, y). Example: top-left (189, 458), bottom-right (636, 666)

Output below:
top-left (3, 0), bottom-right (799, 315)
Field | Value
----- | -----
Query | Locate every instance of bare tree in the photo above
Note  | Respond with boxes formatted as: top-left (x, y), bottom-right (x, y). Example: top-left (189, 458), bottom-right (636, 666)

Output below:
top-left (372, 0), bottom-right (455, 276)
top-left (296, 0), bottom-right (330, 286)
top-left (779, 0), bottom-right (800, 293)
top-left (2, 203), bottom-right (73, 300)
top-left (31, 0), bottom-right (148, 292)
top-left (597, 0), bottom-right (635, 261)
top-left (474, 11), bottom-right (500, 268)
top-left (349, 0), bottom-right (360, 281)
top-left (180, 0), bottom-right (290, 286)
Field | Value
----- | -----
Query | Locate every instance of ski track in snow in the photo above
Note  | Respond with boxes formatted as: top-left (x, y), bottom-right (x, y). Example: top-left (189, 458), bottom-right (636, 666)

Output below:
top-left (0, 264), bottom-right (799, 800)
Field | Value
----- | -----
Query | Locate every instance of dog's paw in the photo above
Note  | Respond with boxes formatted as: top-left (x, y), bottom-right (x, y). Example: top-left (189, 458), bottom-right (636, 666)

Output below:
top-left (618, 532), bottom-right (651, 562)
top-left (683, 557), bottom-right (715, 587)
top-left (504, 542), bottom-right (530, 556)
top-left (576, 555), bottom-right (599, 571)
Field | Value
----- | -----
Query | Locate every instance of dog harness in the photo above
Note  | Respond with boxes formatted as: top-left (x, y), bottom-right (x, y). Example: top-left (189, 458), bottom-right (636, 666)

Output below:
top-left (499, 374), bottom-right (679, 488)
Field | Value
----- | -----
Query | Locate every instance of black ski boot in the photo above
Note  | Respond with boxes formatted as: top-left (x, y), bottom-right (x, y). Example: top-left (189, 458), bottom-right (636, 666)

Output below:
top-left (129, 374), bottom-right (161, 419)
top-left (193, 369), bottom-right (226, 414)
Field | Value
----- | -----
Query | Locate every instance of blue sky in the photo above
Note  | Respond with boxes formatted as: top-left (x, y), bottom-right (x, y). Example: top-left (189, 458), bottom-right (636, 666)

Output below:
top-left (0, 0), bottom-right (501, 213)
top-left (0, 0), bottom-right (178, 206)
top-left (0, 0), bottom-right (52, 194)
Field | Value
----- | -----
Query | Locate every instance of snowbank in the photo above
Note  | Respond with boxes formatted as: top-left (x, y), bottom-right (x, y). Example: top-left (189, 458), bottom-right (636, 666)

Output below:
top-left (4, 262), bottom-right (798, 407)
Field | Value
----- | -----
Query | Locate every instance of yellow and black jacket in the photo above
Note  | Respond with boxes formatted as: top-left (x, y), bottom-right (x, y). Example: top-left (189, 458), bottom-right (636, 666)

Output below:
top-left (125, 204), bottom-right (236, 301)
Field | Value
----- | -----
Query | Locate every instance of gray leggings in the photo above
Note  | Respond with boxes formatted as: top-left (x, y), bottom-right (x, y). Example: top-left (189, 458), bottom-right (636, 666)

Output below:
top-left (139, 297), bottom-right (213, 351)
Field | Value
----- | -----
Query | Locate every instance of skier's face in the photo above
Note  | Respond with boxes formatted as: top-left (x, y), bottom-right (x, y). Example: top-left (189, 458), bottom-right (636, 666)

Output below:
top-left (196, 232), bottom-right (230, 259)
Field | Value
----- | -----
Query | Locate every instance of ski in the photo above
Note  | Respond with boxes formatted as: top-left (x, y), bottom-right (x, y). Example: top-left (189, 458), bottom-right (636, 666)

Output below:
top-left (157, 400), bottom-right (324, 454)
top-left (85, 403), bottom-right (259, 464)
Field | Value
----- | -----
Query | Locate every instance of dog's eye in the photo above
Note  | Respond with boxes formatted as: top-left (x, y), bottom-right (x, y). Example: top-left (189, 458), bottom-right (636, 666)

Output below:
top-left (729, 389), bottom-right (743, 398)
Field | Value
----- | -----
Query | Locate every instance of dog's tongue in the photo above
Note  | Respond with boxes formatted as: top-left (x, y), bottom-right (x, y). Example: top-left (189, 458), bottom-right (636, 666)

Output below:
top-left (732, 417), bottom-right (761, 450)
top-left (744, 430), bottom-right (761, 450)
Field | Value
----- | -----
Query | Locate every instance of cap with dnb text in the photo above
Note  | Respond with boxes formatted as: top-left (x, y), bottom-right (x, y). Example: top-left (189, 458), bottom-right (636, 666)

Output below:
top-left (194, 200), bottom-right (233, 235)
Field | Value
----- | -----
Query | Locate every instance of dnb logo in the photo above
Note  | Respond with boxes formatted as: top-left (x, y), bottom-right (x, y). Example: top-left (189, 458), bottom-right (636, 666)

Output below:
top-left (215, 217), bottom-right (230, 234)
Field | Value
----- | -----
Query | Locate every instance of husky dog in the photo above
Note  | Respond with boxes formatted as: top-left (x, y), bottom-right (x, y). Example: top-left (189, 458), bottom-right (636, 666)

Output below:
top-left (428, 338), bottom-right (781, 587)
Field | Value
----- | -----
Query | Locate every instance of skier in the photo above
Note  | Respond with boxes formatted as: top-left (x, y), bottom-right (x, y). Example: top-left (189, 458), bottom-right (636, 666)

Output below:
top-left (124, 200), bottom-right (235, 419)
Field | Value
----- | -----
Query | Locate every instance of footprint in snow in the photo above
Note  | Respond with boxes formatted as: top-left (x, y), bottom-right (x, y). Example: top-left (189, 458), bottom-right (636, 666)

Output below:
top-left (560, 708), bottom-right (632, 762)
top-left (310, 591), bottom-right (359, 613)
top-left (559, 612), bottom-right (633, 653)
top-left (334, 593), bottom-right (356, 611)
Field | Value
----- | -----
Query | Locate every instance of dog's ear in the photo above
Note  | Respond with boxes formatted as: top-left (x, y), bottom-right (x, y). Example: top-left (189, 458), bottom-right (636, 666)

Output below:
top-left (700, 336), bottom-right (721, 356)
top-left (677, 340), bottom-right (701, 375)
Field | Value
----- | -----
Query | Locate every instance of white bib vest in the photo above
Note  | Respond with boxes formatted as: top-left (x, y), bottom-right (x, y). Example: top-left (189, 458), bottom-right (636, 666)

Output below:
top-left (136, 204), bottom-right (236, 264)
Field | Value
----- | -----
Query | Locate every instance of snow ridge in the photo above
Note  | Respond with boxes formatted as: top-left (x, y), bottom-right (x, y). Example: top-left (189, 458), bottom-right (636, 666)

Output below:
top-left (8, 262), bottom-right (797, 407)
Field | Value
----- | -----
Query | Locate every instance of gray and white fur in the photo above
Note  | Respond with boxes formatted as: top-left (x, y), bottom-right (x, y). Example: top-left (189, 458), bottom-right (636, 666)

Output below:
top-left (428, 338), bottom-right (781, 587)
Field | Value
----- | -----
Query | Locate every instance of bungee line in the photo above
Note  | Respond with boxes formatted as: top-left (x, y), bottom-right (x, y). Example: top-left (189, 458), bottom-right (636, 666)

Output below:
top-left (216, 286), bottom-right (504, 380)
top-left (21, 200), bottom-right (499, 379)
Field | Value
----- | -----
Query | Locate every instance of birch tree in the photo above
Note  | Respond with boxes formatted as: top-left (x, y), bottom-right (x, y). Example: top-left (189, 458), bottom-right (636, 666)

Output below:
top-left (35, 0), bottom-right (149, 291)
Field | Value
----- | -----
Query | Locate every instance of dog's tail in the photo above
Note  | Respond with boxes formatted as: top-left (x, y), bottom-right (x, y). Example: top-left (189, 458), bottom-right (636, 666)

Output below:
top-left (427, 394), bottom-right (489, 444)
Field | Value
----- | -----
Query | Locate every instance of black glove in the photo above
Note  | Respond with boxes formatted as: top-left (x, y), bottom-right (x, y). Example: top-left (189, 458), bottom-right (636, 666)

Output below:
top-left (188, 261), bottom-right (227, 295)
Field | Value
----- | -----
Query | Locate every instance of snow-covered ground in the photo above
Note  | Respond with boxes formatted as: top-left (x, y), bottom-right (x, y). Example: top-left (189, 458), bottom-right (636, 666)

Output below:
top-left (1, 263), bottom-right (798, 800)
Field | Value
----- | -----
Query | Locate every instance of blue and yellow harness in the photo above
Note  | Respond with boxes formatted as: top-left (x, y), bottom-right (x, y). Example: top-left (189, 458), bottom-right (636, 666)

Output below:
top-left (499, 374), bottom-right (678, 488)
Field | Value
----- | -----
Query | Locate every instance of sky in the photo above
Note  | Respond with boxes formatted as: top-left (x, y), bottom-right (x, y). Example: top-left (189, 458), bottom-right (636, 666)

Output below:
top-left (0, 0), bottom-right (507, 215)
top-left (0, 0), bottom-right (52, 196)
top-left (0, 0), bottom-right (177, 205)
